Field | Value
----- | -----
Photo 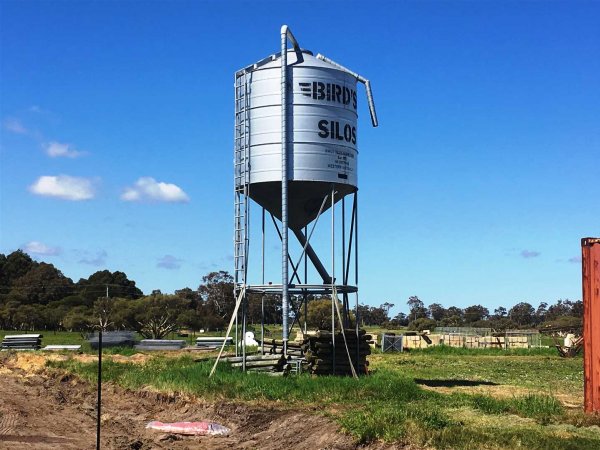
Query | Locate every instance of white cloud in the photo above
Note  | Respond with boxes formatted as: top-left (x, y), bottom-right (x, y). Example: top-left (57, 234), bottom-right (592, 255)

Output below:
top-left (44, 141), bottom-right (84, 158)
top-left (568, 256), bottom-right (581, 264)
top-left (157, 255), bottom-right (182, 270)
top-left (121, 177), bottom-right (190, 203)
top-left (3, 118), bottom-right (27, 134)
top-left (21, 241), bottom-right (61, 256)
top-left (29, 175), bottom-right (96, 200)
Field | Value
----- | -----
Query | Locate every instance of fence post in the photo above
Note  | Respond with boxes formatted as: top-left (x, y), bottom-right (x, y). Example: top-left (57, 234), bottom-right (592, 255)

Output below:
top-left (582, 237), bottom-right (600, 413)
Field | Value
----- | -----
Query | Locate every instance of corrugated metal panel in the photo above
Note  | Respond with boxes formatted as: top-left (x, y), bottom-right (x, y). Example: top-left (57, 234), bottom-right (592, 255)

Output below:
top-left (246, 51), bottom-right (358, 187)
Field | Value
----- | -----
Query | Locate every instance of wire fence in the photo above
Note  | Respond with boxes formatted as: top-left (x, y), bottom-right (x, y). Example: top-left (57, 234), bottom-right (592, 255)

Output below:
top-left (400, 327), bottom-right (542, 350)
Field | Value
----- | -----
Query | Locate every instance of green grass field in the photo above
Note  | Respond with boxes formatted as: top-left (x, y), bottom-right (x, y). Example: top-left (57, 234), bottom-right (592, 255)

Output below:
top-left (42, 338), bottom-right (599, 450)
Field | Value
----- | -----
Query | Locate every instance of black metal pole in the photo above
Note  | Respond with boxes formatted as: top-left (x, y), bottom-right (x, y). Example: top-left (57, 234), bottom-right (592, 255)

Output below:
top-left (96, 329), bottom-right (102, 450)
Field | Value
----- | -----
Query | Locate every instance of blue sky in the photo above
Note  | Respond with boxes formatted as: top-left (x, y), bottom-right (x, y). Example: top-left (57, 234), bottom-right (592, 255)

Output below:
top-left (1, 1), bottom-right (598, 317)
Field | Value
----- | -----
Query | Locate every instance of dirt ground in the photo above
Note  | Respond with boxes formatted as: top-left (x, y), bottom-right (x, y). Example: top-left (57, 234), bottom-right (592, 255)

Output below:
top-left (0, 354), bottom-right (404, 450)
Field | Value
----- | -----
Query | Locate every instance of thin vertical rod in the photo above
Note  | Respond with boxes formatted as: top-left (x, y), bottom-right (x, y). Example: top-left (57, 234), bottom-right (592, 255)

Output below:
top-left (242, 179), bottom-right (250, 369)
top-left (242, 290), bottom-right (247, 371)
top-left (331, 186), bottom-right (336, 375)
top-left (261, 208), bottom-right (265, 355)
top-left (96, 329), bottom-right (102, 450)
top-left (355, 192), bottom-right (359, 287)
top-left (354, 192), bottom-right (360, 372)
top-left (304, 225), bottom-right (308, 334)
top-left (96, 284), bottom-right (108, 450)
top-left (342, 197), bottom-right (348, 328)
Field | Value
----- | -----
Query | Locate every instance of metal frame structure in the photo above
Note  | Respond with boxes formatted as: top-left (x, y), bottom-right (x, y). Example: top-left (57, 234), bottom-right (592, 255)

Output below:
top-left (503, 329), bottom-right (541, 349)
top-left (381, 334), bottom-right (404, 353)
top-left (229, 25), bottom-right (377, 374)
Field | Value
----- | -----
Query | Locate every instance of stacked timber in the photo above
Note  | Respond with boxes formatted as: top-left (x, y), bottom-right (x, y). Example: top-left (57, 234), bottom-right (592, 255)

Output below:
top-left (260, 338), bottom-right (304, 357)
top-left (221, 354), bottom-right (288, 374)
top-left (135, 339), bottom-right (186, 351)
top-left (1, 334), bottom-right (42, 350)
top-left (292, 331), bottom-right (307, 344)
top-left (302, 329), bottom-right (371, 376)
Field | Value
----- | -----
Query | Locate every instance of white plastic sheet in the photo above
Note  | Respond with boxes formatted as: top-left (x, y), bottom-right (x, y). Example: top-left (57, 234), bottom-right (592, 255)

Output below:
top-left (146, 421), bottom-right (230, 436)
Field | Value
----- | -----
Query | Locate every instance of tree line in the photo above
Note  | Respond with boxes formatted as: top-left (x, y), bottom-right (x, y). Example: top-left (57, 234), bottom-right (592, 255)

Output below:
top-left (0, 250), bottom-right (243, 336)
top-left (0, 250), bottom-right (582, 336)
top-left (377, 295), bottom-right (583, 332)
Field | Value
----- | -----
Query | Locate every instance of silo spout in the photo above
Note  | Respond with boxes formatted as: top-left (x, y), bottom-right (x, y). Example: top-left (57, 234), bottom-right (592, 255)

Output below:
top-left (281, 25), bottom-right (301, 54)
top-left (315, 53), bottom-right (379, 128)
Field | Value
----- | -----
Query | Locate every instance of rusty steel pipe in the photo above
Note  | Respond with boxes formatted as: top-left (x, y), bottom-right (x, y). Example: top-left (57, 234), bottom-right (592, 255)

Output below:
top-left (583, 237), bottom-right (600, 413)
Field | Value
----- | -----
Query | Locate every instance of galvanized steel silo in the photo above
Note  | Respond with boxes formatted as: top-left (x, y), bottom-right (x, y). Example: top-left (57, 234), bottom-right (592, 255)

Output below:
top-left (235, 47), bottom-right (376, 229)
top-left (232, 25), bottom-right (378, 358)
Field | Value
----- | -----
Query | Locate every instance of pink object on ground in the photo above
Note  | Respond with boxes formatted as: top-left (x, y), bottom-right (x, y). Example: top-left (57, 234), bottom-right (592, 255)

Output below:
top-left (146, 420), bottom-right (231, 436)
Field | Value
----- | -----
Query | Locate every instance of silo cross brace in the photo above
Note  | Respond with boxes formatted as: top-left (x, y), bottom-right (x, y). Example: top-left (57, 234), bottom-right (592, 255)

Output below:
top-left (269, 213), bottom-right (303, 285)
top-left (292, 228), bottom-right (333, 285)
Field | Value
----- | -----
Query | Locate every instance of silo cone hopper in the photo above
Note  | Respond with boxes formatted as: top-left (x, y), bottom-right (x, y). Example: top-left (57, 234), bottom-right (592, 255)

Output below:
top-left (248, 181), bottom-right (354, 231)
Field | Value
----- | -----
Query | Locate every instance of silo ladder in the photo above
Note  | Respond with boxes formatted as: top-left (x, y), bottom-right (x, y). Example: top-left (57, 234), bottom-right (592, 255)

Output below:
top-left (234, 71), bottom-right (251, 287)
